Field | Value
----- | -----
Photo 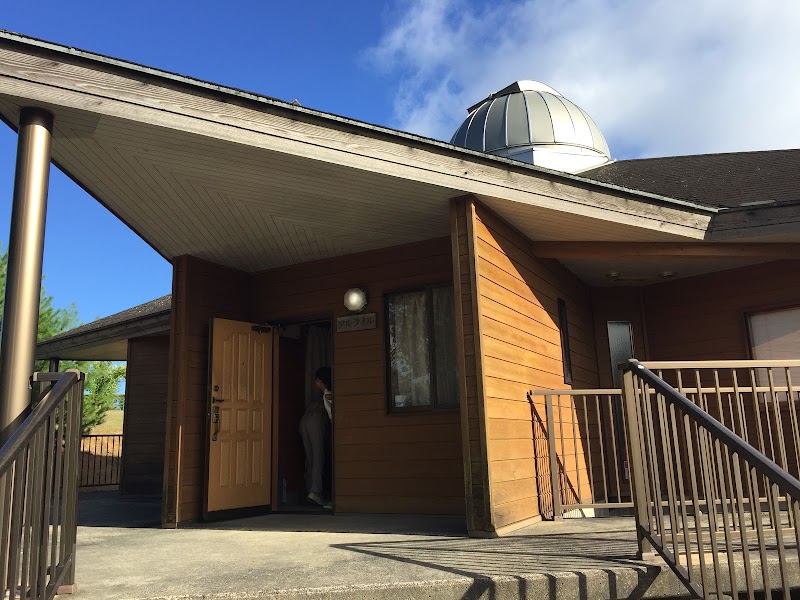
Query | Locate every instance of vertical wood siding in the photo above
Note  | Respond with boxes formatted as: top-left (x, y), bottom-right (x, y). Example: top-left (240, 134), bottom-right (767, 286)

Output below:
top-left (122, 335), bottom-right (169, 497)
top-left (251, 237), bottom-right (464, 515)
top-left (451, 198), bottom-right (492, 534)
top-left (470, 201), bottom-right (600, 531)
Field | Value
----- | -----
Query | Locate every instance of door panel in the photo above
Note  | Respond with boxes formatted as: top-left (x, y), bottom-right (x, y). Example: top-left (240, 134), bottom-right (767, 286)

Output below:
top-left (207, 318), bottom-right (273, 513)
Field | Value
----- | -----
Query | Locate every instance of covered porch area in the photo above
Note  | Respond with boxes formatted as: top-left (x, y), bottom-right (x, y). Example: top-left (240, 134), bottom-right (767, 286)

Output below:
top-left (74, 490), bottom-right (673, 600)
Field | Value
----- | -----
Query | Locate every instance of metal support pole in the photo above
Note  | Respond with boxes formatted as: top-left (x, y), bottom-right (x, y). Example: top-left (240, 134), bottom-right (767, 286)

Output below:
top-left (0, 107), bottom-right (54, 446)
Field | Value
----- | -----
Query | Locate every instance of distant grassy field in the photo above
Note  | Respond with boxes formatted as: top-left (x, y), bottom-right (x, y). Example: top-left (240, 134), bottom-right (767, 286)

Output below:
top-left (90, 410), bottom-right (124, 434)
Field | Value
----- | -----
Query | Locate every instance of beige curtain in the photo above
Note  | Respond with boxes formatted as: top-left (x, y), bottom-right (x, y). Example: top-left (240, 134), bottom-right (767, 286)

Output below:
top-left (749, 307), bottom-right (800, 388)
top-left (388, 291), bottom-right (431, 407)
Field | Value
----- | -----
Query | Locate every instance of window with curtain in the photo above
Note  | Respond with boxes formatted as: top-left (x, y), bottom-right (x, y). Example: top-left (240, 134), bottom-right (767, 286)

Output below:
top-left (385, 286), bottom-right (458, 411)
top-left (748, 306), bottom-right (800, 389)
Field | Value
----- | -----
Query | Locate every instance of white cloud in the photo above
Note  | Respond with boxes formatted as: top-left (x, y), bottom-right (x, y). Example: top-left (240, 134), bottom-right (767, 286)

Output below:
top-left (365, 0), bottom-right (800, 158)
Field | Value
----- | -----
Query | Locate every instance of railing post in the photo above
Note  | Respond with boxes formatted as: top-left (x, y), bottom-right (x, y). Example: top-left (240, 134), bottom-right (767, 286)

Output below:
top-left (622, 365), bottom-right (655, 560)
top-left (58, 372), bottom-right (84, 595)
top-left (544, 394), bottom-right (562, 520)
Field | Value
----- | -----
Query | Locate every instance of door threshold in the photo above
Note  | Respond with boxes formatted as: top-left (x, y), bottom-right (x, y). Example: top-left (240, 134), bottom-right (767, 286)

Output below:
top-left (273, 505), bottom-right (334, 515)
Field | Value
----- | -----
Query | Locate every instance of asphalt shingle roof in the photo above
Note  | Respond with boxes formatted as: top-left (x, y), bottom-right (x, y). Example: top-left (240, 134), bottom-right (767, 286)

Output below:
top-left (41, 294), bottom-right (171, 343)
top-left (581, 149), bottom-right (800, 209)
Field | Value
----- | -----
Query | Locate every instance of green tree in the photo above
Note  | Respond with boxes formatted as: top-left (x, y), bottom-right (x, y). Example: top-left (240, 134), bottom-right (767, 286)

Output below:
top-left (0, 249), bottom-right (126, 433)
top-left (81, 362), bottom-right (126, 434)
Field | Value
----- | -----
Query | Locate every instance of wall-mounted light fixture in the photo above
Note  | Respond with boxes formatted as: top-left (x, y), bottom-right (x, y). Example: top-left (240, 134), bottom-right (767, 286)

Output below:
top-left (344, 288), bottom-right (368, 312)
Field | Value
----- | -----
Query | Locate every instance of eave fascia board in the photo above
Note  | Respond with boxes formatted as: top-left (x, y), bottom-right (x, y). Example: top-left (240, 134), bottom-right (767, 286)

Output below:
top-left (0, 60), bottom-right (713, 244)
top-left (708, 203), bottom-right (800, 241)
top-left (35, 312), bottom-right (171, 360)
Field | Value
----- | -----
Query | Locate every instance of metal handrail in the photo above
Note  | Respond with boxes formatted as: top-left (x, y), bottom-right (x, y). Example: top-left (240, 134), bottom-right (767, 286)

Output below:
top-left (641, 360), bottom-right (800, 369)
top-left (629, 361), bottom-right (800, 502)
top-left (527, 388), bottom-right (631, 519)
top-left (624, 359), bottom-right (800, 599)
top-left (0, 369), bottom-right (85, 600)
top-left (0, 372), bottom-right (78, 474)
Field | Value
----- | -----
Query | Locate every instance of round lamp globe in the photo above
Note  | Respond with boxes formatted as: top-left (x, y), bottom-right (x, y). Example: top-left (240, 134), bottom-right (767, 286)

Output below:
top-left (344, 288), bottom-right (367, 312)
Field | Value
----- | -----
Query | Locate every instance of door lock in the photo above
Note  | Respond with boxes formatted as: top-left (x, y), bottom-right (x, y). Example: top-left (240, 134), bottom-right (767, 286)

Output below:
top-left (212, 406), bottom-right (221, 441)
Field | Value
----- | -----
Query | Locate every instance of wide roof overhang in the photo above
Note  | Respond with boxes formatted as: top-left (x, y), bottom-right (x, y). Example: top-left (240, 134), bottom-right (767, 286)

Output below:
top-left (1, 30), bottom-right (798, 294)
top-left (0, 31), bottom-right (742, 276)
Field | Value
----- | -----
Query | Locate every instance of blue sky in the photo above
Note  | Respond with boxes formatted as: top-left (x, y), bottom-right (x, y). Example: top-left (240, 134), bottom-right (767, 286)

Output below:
top-left (1, 0), bottom-right (798, 323)
top-left (0, 2), bottom-right (404, 322)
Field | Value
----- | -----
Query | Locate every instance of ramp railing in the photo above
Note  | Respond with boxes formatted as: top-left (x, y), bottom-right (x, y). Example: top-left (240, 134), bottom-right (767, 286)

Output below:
top-left (623, 359), bottom-right (800, 599)
top-left (0, 370), bottom-right (85, 600)
top-left (79, 434), bottom-right (122, 488)
top-left (528, 389), bottom-right (632, 519)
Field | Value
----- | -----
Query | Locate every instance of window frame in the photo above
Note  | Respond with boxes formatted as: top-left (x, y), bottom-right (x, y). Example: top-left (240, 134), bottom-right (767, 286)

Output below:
top-left (745, 303), bottom-right (800, 395)
top-left (383, 284), bottom-right (459, 414)
top-left (745, 303), bottom-right (800, 359)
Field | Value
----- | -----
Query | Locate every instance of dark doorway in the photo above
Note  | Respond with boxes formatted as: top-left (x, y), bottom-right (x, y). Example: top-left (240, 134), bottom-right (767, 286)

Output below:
top-left (275, 321), bottom-right (333, 512)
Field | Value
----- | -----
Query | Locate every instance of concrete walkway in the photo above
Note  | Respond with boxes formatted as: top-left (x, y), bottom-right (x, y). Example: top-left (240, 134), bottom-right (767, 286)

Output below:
top-left (73, 492), bottom-right (686, 600)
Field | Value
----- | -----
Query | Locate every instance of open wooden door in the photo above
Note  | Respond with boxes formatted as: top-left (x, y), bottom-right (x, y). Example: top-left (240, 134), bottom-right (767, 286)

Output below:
top-left (206, 318), bottom-right (274, 516)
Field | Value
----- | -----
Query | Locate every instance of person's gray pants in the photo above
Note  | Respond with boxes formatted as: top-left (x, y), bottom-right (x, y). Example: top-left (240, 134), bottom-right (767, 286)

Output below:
top-left (299, 410), bottom-right (329, 495)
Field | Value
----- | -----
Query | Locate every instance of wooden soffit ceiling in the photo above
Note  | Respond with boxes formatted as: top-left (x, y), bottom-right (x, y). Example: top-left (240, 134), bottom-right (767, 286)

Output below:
top-left (0, 33), bottom-right (716, 273)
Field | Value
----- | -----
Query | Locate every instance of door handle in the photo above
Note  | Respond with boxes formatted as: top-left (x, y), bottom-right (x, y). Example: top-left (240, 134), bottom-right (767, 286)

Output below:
top-left (212, 406), bottom-right (221, 441)
top-left (212, 397), bottom-right (225, 403)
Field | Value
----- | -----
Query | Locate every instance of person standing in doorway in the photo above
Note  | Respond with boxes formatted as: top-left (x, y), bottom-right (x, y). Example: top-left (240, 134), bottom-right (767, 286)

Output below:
top-left (299, 367), bottom-right (332, 507)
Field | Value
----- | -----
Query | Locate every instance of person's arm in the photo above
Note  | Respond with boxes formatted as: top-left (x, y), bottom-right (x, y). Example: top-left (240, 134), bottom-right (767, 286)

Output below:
top-left (323, 389), bottom-right (333, 420)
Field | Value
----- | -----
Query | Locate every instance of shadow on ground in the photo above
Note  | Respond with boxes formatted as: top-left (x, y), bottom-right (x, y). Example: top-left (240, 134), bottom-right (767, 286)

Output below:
top-left (187, 512), bottom-right (469, 536)
top-left (78, 490), bottom-right (161, 528)
top-left (331, 529), bottom-right (665, 600)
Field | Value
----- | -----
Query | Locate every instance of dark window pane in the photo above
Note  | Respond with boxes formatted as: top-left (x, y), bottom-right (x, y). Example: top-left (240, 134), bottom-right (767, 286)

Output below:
top-left (557, 298), bottom-right (573, 385)
top-left (432, 287), bottom-right (458, 408)
top-left (607, 321), bottom-right (634, 388)
top-left (387, 291), bottom-right (432, 408)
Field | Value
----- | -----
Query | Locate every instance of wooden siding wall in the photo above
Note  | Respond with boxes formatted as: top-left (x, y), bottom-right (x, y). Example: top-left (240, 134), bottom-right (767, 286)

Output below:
top-left (469, 200), bottom-right (600, 532)
top-left (644, 260), bottom-right (800, 360)
top-left (162, 256), bottom-right (253, 526)
top-left (122, 335), bottom-right (170, 496)
top-left (641, 260), bottom-right (800, 488)
top-left (252, 237), bottom-right (464, 515)
top-left (451, 199), bottom-right (492, 534)
top-left (592, 262), bottom-right (800, 382)
top-left (590, 287), bottom-right (650, 388)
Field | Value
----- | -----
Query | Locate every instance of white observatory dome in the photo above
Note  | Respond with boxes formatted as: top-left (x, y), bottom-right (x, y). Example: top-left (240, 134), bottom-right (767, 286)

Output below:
top-left (450, 80), bottom-right (611, 173)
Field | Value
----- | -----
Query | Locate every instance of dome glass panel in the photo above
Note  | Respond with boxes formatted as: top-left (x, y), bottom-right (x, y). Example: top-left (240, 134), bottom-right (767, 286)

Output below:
top-left (560, 97), bottom-right (594, 149)
top-left (465, 100), bottom-right (491, 150)
top-left (484, 96), bottom-right (508, 152)
top-left (505, 91), bottom-right (530, 147)
top-left (523, 91), bottom-right (555, 144)
top-left (541, 94), bottom-right (576, 144)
